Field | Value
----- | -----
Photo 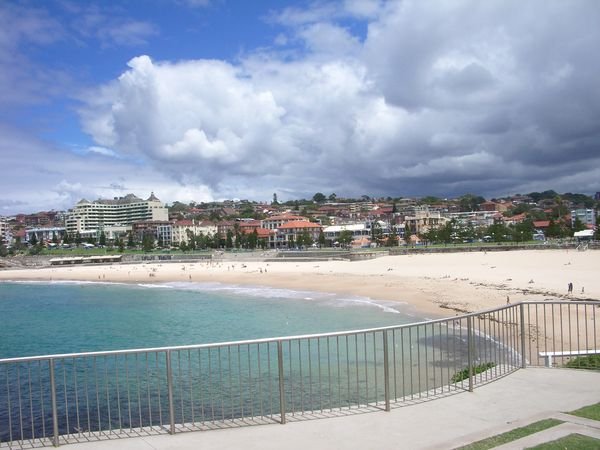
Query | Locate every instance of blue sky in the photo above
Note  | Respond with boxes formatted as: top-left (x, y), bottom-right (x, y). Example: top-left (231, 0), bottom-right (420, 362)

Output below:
top-left (1, 0), bottom-right (600, 214)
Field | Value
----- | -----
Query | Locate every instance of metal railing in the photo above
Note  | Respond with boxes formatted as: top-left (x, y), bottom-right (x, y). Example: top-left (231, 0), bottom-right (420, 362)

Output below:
top-left (1, 301), bottom-right (598, 448)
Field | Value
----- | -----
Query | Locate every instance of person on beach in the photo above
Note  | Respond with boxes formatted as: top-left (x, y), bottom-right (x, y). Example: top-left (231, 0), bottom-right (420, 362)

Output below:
top-left (568, 282), bottom-right (573, 294)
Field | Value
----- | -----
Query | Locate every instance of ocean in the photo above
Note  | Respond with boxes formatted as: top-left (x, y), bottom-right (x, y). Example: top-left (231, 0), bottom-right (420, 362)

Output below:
top-left (0, 281), bottom-right (421, 359)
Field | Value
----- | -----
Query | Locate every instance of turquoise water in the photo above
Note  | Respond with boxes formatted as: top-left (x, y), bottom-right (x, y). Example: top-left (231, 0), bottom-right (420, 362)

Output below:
top-left (0, 281), bottom-right (421, 359)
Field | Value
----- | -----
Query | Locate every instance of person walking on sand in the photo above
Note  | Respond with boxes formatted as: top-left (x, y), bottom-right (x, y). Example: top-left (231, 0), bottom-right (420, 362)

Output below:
top-left (568, 282), bottom-right (573, 294)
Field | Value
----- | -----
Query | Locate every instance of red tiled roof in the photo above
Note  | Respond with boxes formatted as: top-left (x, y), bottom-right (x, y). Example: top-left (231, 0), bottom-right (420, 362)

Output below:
top-left (278, 220), bottom-right (322, 229)
top-left (533, 220), bottom-right (550, 228)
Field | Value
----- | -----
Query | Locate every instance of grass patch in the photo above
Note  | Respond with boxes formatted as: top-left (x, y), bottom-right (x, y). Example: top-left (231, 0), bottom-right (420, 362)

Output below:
top-left (568, 402), bottom-right (600, 421)
top-left (456, 418), bottom-right (563, 450)
top-left (451, 362), bottom-right (496, 383)
top-left (525, 433), bottom-right (600, 449)
top-left (565, 354), bottom-right (600, 370)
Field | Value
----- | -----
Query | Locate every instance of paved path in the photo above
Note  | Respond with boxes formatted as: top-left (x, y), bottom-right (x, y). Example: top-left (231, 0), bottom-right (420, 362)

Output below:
top-left (62, 368), bottom-right (600, 450)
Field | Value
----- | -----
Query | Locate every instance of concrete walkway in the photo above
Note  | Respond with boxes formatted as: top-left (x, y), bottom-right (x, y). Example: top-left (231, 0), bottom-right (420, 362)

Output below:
top-left (63, 368), bottom-right (600, 450)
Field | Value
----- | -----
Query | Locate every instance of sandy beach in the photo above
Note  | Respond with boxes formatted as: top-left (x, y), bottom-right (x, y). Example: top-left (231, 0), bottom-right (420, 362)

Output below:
top-left (1, 249), bottom-right (598, 318)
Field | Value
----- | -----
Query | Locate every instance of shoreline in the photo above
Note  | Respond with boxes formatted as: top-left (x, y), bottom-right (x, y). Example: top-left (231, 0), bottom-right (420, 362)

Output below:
top-left (1, 249), bottom-right (598, 318)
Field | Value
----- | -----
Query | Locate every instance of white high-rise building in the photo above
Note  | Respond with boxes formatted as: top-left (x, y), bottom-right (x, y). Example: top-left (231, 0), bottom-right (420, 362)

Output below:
top-left (65, 193), bottom-right (168, 237)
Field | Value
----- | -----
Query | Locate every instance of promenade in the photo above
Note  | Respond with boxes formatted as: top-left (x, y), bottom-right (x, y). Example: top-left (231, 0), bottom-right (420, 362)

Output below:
top-left (64, 368), bottom-right (600, 450)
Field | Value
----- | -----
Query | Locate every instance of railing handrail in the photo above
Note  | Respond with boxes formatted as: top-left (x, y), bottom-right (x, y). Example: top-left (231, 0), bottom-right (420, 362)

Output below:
top-left (1, 300), bottom-right (597, 364)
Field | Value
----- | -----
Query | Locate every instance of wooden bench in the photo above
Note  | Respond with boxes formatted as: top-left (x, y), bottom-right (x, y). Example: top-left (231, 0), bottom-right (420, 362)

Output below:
top-left (538, 349), bottom-right (600, 367)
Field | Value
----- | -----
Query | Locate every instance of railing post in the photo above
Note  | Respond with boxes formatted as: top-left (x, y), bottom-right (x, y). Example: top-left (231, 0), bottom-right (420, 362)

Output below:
top-left (165, 350), bottom-right (175, 435)
top-left (467, 316), bottom-right (474, 392)
top-left (277, 341), bottom-right (286, 424)
top-left (519, 303), bottom-right (527, 369)
top-left (383, 330), bottom-right (391, 411)
top-left (49, 359), bottom-right (60, 447)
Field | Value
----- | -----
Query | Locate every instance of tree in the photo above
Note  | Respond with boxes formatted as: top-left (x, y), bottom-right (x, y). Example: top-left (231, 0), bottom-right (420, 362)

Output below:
top-left (29, 233), bottom-right (38, 246)
top-left (52, 231), bottom-right (59, 244)
top-left (142, 233), bottom-right (155, 252)
top-left (318, 229), bottom-right (326, 247)
top-left (338, 230), bottom-right (353, 247)
top-left (186, 229), bottom-right (196, 250)
top-left (63, 233), bottom-right (71, 244)
top-left (328, 193), bottom-right (337, 202)
top-left (272, 193), bottom-right (279, 205)
top-left (288, 234), bottom-right (295, 248)
top-left (127, 232), bottom-right (135, 248)
top-left (99, 231), bottom-right (106, 247)
top-left (573, 218), bottom-right (586, 232)
top-left (226, 230), bottom-right (233, 249)
top-left (248, 229), bottom-right (258, 249)
top-left (301, 230), bottom-right (313, 247)
top-left (75, 232), bottom-right (82, 245)
top-left (386, 230), bottom-right (398, 247)
top-left (404, 223), bottom-right (412, 245)
top-left (117, 238), bottom-right (125, 252)
top-left (313, 192), bottom-right (326, 203)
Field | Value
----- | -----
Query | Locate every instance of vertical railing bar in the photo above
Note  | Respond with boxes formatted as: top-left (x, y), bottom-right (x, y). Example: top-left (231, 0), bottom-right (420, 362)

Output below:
top-left (105, 358), bottom-right (112, 434)
top-left (318, 338), bottom-right (323, 412)
top-left (392, 329), bottom-right (397, 401)
top-left (373, 332), bottom-right (378, 406)
top-left (409, 327), bottom-right (414, 400)
top-left (83, 359), bottom-right (91, 436)
top-left (247, 344), bottom-right (253, 420)
top-left (467, 316), bottom-right (474, 392)
top-left (229, 346), bottom-right (234, 421)
top-left (94, 358), bottom-right (101, 435)
top-left (431, 323), bottom-right (436, 394)
top-left (17, 364), bottom-right (24, 443)
top-left (73, 358), bottom-right (81, 436)
top-left (404, 328), bottom-right (412, 402)
top-left (267, 343), bottom-right (273, 419)
top-left (308, 339), bottom-right (313, 412)
top-left (568, 305), bottom-right (572, 367)
top-left (383, 330), bottom-right (390, 412)
top-left (177, 351), bottom-right (184, 425)
top-left (288, 339), bottom-right (296, 414)
top-left (115, 355), bottom-right (122, 432)
top-left (576, 304), bottom-right (581, 362)
top-left (156, 353), bottom-right (163, 428)
top-left (61, 360), bottom-right (70, 437)
top-left (28, 363), bottom-right (35, 441)
top-left (135, 354), bottom-right (142, 430)
top-left (416, 325), bottom-right (421, 397)
top-left (438, 322), bottom-right (443, 390)
top-left (354, 334), bottom-right (359, 407)
top-left (584, 304), bottom-right (589, 353)
top-left (345, 335), bottom-right (350, 409)
top-left (363, 333), bottom-right (368, 405)
top-left (199, 349), bottom-right (206, 423)
top-left (208, 348), bottom-right (214, 422)
top-left (520, 303), bottom-right (526, 369)
top-left (125, 355), bottom-right (132, 431)
top-left (237, 345), bottom-right (242, 419)
top-left (7, 364), bottom-right (14, 444)
top-left (49, 359), bottom-right (59, 447)
top-left (551, 304), bottom-right (556, 359)
top-left (219, 346), bottom-right (225, 422)
top-left (257, 344), bottom-right (263, 419)
top-left (327, 336), bottom-right (332, 411)
top-left (39, 360), bottom-right (47, 439)
top-left (543, 304), bottom-right (548, 365)
top-left (145, 354), bottom-right (152, 429)
top-left (336, 336), bottom-right (341, 411)
top-left (424, 324), bottom-right (429, 396)
top-left (165, 351), bottom-right (175, 435)
top-left (276, 341), bottom-right (286, 424)
top-left (188, 350), bottom-right (194, 425)
top-left (527, 304), bottom-right (532, 367)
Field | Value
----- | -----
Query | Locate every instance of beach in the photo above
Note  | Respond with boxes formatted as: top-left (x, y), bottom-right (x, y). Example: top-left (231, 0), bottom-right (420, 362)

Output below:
top-left (0, 249), bottom-right (597, 318)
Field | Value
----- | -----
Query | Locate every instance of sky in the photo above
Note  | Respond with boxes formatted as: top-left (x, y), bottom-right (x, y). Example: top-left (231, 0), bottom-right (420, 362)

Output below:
top-left (1, 0), bottom-right (600, 214)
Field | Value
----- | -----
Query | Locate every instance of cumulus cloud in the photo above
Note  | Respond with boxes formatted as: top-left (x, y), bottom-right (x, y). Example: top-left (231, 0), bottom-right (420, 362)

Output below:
top-left (74, 0), bottom-right (600, 201)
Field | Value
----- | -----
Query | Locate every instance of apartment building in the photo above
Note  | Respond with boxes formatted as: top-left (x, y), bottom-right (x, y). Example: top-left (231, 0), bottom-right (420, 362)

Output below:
top-left (0, 218), bottom-right (10, 245)
top-left (65, 193), bottom-right (168, 237)
top-left (571, 209), bottom-right (596, 228)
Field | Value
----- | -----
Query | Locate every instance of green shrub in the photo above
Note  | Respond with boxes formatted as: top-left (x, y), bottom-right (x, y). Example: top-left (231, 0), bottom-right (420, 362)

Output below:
top-left (564, 354), bottom-right (600, 370)
top-left (452, 362), bottom-right (496, 383)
